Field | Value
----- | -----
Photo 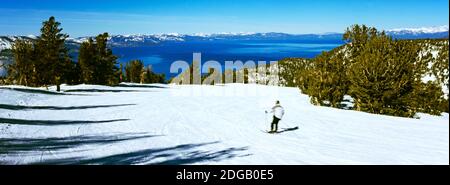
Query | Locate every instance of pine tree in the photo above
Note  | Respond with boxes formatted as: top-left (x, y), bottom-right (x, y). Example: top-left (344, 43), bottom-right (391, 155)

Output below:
top-left (278, 58), bottom-right (312, 88)
top-left (78, 33), bottom-right (119, 85)
top-left (410, 81), bottom-right (446, 115)
top-left (305, 49), bottom-right (348, 108)
top-left (144, 67), bottom-right (152, 83)
top-left (243, 68), bottom-right (249, 84)
top-left (143, 65), bottom-right (165, 84)
top-left (343, 24), bottom-right (379, 60)
top-left (65, 60), bottom-right (81, 85)
top-left (119, 63), bottom-right (124, 82)
top-left (94, 33), bottom-right (118, 85)
top-left (9, 39), bottom-right (36, 86)
top-left (432, 41), bottom-right (449, 99)
top-left (347, 31), bottom-right (417, 117)
top-left (125, 60), bottom-right (144, 83)
top-left (265, 24), bottom-right (447, 117)
top-left (35, 16), bottom-right (71, 91)
top-left (78, 38), bottom-right (97, 84)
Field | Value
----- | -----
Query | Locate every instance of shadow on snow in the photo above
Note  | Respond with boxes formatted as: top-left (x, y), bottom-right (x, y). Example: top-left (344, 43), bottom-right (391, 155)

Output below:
top-left (64, 89), bottom-right (148, 93)
top-left (0, 118), bottom-right (130, 126)
top-left (0, 133), bottom-right (159, 155)
top-left (0, 103), bottom-right (136, 111)
top-left (0, 132), bottom-right (250, 165)
top-left (114, 84), bottom-right (167, 89)
top-left (0, 87), bottom-right (71, 95)
top-left (31, 141), bottom-right (250, 165)
top-left (276, 126), bottom-right (299, 134)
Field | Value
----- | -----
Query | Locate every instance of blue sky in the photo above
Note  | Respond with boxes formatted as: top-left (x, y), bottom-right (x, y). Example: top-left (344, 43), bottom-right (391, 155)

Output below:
top-left (0, 0), bottom-right (448, 37)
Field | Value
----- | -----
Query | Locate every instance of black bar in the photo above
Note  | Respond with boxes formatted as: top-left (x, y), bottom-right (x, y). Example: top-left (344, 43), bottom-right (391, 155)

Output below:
top-left (0, 165), bottom-right (448, 184)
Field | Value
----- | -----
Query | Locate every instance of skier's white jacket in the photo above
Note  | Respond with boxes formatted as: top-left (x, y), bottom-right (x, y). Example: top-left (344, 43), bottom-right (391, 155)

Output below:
top-left (270, 105), bottom-right (285, 119)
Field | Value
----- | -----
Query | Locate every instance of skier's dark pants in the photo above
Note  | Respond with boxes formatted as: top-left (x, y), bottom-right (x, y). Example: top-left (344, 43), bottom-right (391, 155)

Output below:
top-left (271, 116), bottom-right (280, 132)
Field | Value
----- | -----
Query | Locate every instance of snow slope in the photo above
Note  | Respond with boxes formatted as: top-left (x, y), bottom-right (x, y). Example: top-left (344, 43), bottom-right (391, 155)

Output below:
top-left (0, 83), bottom-right (448, 165)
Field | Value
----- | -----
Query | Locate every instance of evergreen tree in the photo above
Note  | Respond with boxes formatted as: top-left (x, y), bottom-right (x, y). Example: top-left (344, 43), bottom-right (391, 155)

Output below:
top-left (35, 16), bottom-right (71, 91)
top-left (347, 31), bottom-right (417, 117)
top-left (278, 58), bottom-right (311, 88)
top-left (65, 60), bottom-right (81, 85)
top-left (119, 63), bottom-right (125, 82)
top-left (343, 24), bottom-right (379, 60)
top-left (432, 41), bottom-right (449, 98)
top-left (305, 50), bottom-right (348, 107)
top-left (125, 60), bottom-right (144, 83)
top-left (9, 40), bottom-right (36, 86)
top-left (143, 65), bottom-right (165, 84)
top-left (78, 33), bottom-right (119, 85)
top-left (243, 68), bottom-right (249, 84)
top-left (144, 67), bottom-right (152, 83)
top-left (410, 81), bottom-right (446, 115)
top-left (273, 24), bottom-right (447, 117)
top-left (78, 38), bottom-right (97, 84)
top-left (94, 33), bottom-right (118, 85)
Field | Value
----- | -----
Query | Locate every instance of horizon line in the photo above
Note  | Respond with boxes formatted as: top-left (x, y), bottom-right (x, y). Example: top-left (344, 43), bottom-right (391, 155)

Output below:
top-left (1, 25), bottom-right (448, 38)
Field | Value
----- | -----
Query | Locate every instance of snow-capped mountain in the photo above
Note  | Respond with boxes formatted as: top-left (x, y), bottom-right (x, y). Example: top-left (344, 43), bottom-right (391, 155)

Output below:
top-left (386, 25), bottom-right (449, 39)
top-left (388, 25), bottom-right (449, 34)
top-left (62, 26), bottom-right (450, 47)
top-left (107, 34), bottom-right (185, 46)
top-left (0, 36), bottom-right (82, 52)
top-left (0, 39), bottom-right (12, 51)
top-left (58, 32), bottom-right (344, 47)
top-left (1, 26), bottom-right (448, 50)
top-left (0, 36), bottom-right (32, 51)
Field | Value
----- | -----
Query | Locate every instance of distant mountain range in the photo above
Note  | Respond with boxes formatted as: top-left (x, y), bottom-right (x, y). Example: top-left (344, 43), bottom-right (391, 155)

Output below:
top-left (1, 26), bottom-right (449, 50)
top-left (71, 26), bottom-right (449, 47)
top-left (386, 25), bottom-right (449, 39)
top-left (65, 32), bottom-right (346, 47)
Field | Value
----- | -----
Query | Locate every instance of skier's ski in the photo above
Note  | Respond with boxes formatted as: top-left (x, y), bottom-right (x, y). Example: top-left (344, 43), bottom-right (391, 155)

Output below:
top-left (260, 129), bottom-right (276, 134)
top-left (260, 126), bottom-right (299, 134)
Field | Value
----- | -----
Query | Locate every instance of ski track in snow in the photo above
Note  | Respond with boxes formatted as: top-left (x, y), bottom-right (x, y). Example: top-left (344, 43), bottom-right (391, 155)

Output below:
top-left (0, 84), bottom-right (448, 165)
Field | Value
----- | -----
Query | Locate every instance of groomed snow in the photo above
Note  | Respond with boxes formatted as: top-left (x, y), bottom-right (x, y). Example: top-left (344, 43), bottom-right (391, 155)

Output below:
top-left (0, 83), bottom-right (448, 165)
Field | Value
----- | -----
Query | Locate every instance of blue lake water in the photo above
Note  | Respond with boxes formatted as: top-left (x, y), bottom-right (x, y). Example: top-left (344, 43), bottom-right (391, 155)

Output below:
top-left (112, 40), bottom-right (344, 79)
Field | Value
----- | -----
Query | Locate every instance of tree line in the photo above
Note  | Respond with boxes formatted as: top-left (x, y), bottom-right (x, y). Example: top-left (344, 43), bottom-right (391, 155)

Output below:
top-left (4, 16), bottom-right (165, 91)
top-left (278, 24), bottom-right (449, 117)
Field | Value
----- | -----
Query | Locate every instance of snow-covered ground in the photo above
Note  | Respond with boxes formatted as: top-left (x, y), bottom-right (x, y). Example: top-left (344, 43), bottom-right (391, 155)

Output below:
top-left (0, 83), bottom-right (448, 165)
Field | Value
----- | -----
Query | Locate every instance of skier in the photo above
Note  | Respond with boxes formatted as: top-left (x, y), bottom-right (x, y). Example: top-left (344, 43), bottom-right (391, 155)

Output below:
top-left (265, 100), bottom-right (285, 133)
